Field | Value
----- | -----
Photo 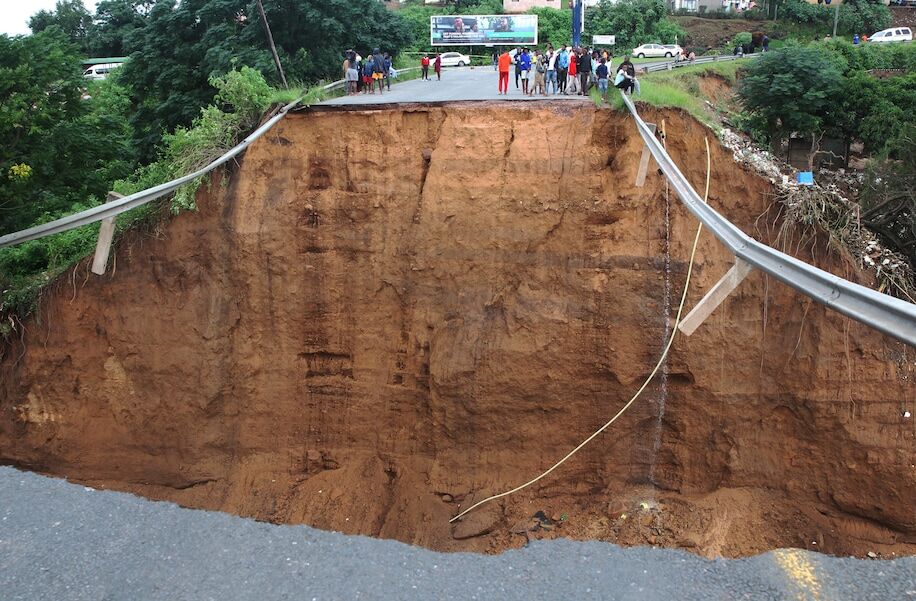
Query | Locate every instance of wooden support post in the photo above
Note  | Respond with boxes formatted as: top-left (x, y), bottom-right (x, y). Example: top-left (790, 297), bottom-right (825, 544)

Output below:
top-left (678, 258), bottom-right (753, 336)
top-left (635, 123), bottom-right (657, 187)
top-left (91, 192), bottom-right (122, 276)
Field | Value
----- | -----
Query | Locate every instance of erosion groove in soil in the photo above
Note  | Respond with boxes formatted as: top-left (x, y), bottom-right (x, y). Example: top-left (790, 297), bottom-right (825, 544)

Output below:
top-left (1, 104), bottom-right (913, 557)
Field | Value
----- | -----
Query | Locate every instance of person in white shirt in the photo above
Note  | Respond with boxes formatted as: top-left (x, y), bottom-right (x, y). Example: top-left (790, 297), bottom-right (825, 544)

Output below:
top-left (545, 46), bottom-right (558, 94)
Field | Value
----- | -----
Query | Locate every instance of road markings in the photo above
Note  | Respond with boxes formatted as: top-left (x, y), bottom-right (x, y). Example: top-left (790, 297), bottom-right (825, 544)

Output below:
top-left (774, 548), bottom-right (823, 601)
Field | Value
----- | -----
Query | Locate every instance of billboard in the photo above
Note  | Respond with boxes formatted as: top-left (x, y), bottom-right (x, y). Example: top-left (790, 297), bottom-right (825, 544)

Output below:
top-left (430, 15), bottom-right (538, 46)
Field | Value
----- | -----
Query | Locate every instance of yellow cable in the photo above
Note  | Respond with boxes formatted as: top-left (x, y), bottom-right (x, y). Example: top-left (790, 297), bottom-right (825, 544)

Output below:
top-left (450, 137), bottom-right (711, 524)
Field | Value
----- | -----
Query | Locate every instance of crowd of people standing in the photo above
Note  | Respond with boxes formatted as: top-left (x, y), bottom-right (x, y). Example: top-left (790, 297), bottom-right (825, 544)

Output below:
top-left (343, 48), bottom-right (395, 95)
top-left (341, 45), bottom-right (642, 100)
top-left (495, 45), bottom-right (638, 101)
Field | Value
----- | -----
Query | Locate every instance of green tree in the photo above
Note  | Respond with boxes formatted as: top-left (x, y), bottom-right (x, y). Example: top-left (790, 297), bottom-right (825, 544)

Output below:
top-left (28, 0), bottom-right (93, 52)
top-left (776, 0), bottom-right (890, 36)
top-left (88, 0), bottom-right (154, 57)
top-left (585, 0), bottom-right (685, 49)
top-left (839, 0), bottom-right (892, 36)
top-left (737, 47), bottom-right (842, 148)
top-left (119, 0), bottom-right (412, 161)
top-left (529, 7), bottom-right (572, 48)
top-left (0, 29), bottom-right (86, 233)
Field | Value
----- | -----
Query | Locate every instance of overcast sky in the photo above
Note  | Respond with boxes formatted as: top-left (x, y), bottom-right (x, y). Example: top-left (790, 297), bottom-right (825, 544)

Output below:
top-left (2, 1), bottom-right (100, 36)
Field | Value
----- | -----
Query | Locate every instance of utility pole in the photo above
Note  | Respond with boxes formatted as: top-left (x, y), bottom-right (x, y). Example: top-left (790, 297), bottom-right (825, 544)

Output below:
top-left (572, 0), bottom-right (583, 47)
top-left (256, 0), bottom-right (288, 89)
top-left (832, 0), bottom-right (840, 38)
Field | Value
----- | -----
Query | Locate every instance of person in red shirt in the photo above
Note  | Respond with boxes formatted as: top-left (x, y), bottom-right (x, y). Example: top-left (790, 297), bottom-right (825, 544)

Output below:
top-left (566, 50), bottom-right (579, 95)
top-left (421, 55), bottom-right (430, 80)
top-left (497, 50), bottom-right (512, 94)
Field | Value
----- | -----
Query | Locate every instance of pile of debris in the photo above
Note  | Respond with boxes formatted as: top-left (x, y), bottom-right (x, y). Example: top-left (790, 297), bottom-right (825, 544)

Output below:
top-left (718, 128), bottom-right (915, 301)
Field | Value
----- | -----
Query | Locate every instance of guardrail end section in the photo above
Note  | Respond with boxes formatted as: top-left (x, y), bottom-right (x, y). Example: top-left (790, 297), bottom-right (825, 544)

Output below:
top-left (91, 191), bottom-right (123, 276)
top-left (635, 123), bottom-right (658, 188)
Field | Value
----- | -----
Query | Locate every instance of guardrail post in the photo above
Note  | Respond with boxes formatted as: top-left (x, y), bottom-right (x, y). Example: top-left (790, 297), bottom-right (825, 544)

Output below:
top-left (635, 123), bottom-right (658, 187)
top-left (91, 192), bottom-right (122, 276)
top-left (678, 258), bottom-right (753, 336)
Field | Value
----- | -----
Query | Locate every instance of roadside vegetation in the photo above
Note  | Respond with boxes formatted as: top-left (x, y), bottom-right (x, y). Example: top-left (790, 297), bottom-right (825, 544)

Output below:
top-left (608, 60), bottom-right (746, 125)
top-left (609, 40), bottom-right (914, 295)
top-left (737, 41), bottom-right (915, 275)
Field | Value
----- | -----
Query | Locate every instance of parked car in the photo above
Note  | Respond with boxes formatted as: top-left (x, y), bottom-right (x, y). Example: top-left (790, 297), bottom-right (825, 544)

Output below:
top-left (869, 27), bottom-right (913, 43)
top-left (439, 52), bottom-right (471, 67)
top-left (83, 63), bottom-right (123, 80)
top-left (662, 44), bottom-right (685, 57)
top-left (632, 43), bottom-right (682, 58)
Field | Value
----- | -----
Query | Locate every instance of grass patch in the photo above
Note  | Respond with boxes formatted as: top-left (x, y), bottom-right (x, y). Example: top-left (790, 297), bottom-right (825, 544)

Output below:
top-left (607, 59), bottom-right (749, 125)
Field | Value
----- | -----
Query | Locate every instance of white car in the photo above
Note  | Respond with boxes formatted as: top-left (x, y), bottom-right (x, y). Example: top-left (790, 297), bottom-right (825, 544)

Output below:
top-left (632, 43), bottom-right (682, 58)
top-left (869, 27), bottom-right (913, 43)
top-left (83, 62), bottom-right (123, 80)
top-left (439, 52), bottom-right (471, 67)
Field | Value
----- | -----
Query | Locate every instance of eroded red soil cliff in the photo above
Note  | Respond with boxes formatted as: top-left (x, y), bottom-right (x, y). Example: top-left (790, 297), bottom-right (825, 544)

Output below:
top-left (1, 104), bottom-right (913, 557)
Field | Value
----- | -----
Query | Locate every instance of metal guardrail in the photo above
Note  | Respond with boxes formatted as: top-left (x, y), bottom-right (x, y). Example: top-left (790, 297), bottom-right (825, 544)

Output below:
top-left (0, 96), bottom-right (294, 249)
top-left (0, 67), bottom-right (421, 250)
top-left (620, 91), bottom-right (916, 347)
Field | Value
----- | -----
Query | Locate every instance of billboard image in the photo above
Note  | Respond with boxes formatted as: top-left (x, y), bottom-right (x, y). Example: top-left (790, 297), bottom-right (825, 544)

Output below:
top-left (430, 15), bottom-right (538, 46)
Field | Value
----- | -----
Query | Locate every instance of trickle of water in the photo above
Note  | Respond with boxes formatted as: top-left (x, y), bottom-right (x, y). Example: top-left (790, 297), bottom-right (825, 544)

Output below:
top-left (649, 186), bottom-right (672, 488)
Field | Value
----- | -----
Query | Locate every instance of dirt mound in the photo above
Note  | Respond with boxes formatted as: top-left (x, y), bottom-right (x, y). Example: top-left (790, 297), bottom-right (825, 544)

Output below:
top-left (890, 6), bottom-right (916, 29)
top-left (674, 16), bottom-right (778, 50)
top-left (1, 104), bottom-right (913, 557)
top-left (696, 73), bottom-right (738, 109)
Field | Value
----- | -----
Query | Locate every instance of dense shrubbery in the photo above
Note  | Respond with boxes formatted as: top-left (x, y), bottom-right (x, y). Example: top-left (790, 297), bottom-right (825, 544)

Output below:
top-left (0, 66), bottom-right (276, 317)
top-left (738, 41), bottom-right (916, 153)
top-left (118, 0), bottom-right (413, 160)
top-left (0, 29), bottom-right (137, 236)
top-left (529, 7), bottom-right (573, 48)
top-left (738, 46), bottom-right (843, 147)
top-left (737, 41), bottom-right (916, 267)
top-left (778, 0), bottom-right (891, 36)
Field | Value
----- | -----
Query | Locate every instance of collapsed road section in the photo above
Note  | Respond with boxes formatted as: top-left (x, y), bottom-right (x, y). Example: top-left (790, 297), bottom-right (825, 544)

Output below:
top-left (1, 103), bottom-right (913, 557)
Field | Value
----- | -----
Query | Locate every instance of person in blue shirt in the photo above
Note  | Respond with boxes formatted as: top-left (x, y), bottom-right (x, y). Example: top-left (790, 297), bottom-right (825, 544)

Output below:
top-left (595, 58), bottom-right (609, 101)
top-left (383, 52), bottom-right (393, 91)
top-left (557, 46), bottom-right (569, 93)
top-left (518, 48), bottom-right (532, 95)
top-left (362, 59), bottom-right (375, 95)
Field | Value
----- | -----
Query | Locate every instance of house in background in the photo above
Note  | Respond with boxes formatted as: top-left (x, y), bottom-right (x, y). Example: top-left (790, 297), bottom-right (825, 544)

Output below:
top-left (503, 0), bottom-right (566, 13)
top-left (667, 0), bottom-right (758, 13)
top-left (502, 0), bottom-right (609, 12)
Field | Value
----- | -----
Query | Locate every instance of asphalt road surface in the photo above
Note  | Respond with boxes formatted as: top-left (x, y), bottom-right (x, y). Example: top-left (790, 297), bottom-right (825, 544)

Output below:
top-left (1, 468), bottom-right (914, 600)
top-left (323, 67), bottom-right (596, 105)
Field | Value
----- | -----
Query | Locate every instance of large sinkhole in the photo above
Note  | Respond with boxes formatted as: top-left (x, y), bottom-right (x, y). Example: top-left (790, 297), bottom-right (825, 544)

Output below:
top-left (1, 105), bottom-right (913, 558)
